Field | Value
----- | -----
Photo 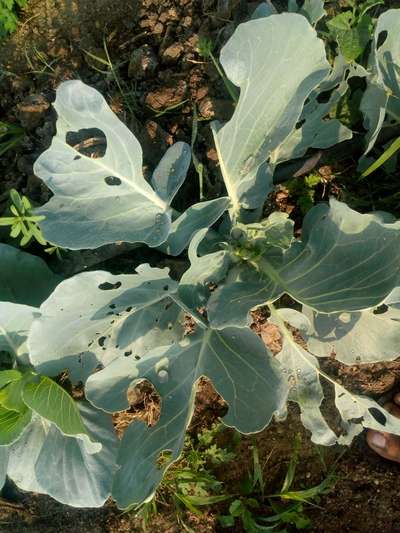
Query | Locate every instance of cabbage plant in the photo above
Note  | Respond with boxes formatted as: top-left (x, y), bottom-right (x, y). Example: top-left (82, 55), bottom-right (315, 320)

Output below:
top-left (1, 10), bottom-right (400, 510)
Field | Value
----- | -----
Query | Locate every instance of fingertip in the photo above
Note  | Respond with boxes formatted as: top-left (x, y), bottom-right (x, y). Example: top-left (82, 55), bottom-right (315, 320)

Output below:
top-left (367, 430), bottom-right (387, 451)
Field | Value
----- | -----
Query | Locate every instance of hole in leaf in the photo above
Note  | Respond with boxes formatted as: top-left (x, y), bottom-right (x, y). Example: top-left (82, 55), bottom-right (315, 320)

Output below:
top-left (163, 285), bottom-right (169, 291)
top-left (99, 282), bottom-right (122, 290)
top-left (104, 176), bottom-right (122, 186)
top-left (373, 304), bottom-right (388, 315)
top-left (124, 350), bottom-right (132, 357)
top-left (295, 119), bottom-right (305, 130)
top-left (66, 128), bottom-right (107, 158)
top-left (135, 355), bottom-right (141, 360)
top-left (368, 407), bottom-right (387, 425)
top-left (377, 30), bottom-right (388, 50)
top-left (110, 304), bottom-right (116, 309)
top-left (73, 155), bottom-right (81, 161)
top-left (126, 306), bottom-right (133, 312)
top-left (98, 336), bottom-right (106, 347)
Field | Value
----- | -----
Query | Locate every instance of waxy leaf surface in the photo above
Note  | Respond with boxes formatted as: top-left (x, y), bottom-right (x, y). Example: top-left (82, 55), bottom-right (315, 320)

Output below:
top-left (208, 200), bottom-right (400, 327)
top-left (213, 13), bottom-right (329, 209)
top-left (90, 326), bottom-right (286, 509)
top-left (6, 403), bottom-right (117, 507)
top-left (28, 265), bottom-right (183, 383)
top-left (34, 81), bottom-right (171, 249)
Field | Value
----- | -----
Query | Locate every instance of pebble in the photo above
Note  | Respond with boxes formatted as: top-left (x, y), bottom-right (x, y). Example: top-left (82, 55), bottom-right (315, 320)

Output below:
top-left (128, 45), bottom-right (158, 80)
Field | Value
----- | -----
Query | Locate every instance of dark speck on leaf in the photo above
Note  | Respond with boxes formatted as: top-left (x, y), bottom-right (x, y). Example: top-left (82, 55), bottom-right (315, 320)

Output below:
top-left (368, 407), bottom-right (387, 425)
top-left (105, 176), bottom-right (122, 186)
top-left (99, 282), bottom-right (121, 290)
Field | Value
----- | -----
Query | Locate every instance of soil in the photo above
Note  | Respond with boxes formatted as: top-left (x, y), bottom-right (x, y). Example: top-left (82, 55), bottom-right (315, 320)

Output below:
top-left (1, 0), bottom-right (400, 532)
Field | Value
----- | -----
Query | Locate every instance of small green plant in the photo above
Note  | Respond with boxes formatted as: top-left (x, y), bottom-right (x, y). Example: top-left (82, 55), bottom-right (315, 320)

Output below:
top-left (285, 173), bottom-right (322, 215)
top-left (0, 0), bottom-right (27, 38)
top-left (0, 189), bottom-right (60, 256)
top-left (219, 435), bottom-right (336, 532)
top-left (137, 423), bottom-right (235, 531)
top-left (325, 0), bottom-right (383, 61)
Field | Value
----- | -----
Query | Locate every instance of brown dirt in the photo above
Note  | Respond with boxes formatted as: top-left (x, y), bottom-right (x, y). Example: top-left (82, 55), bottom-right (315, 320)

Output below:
top-left (2, 1), bottom-right (400, 532)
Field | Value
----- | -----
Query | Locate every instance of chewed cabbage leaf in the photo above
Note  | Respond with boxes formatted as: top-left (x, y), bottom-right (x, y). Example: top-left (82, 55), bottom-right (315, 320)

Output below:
top-left (34, 81), bottom-right (173, 250)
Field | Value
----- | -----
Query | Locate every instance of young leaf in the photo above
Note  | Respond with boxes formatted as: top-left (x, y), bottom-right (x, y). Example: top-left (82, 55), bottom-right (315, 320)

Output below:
top-left (0, 370), bottom-right (22, 390)
top-left (108, 326), bottom-right (286, 509)
top-left (178, 228), bottom-right (231, 316)
top-left (159, 197), bottom-right (230, 256)
top-left (0, 244), bottom-right (60, 306)
top-left (212, 13), bottom-right (330, 211)
top-left (22, 376), bottom-right (101, 454)
top-left (151, 141), bottom-right (191, 204)
top-left (33, 80), bottom-right (172, 250)
top-left (6, 403), bottom-right (118, 507)
top-left (0, 405), bottom-right (31, 445)
top-left (28, 265), bottom-right (183, 383)
top-left (0, 376), bottom-right (27, 413)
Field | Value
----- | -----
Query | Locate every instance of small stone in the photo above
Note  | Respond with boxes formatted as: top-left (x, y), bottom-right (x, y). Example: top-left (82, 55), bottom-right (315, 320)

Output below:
top-left (17, 94), bottom-right (50, 131)
top-left (167, 7), bottom-right (179, 21)
top-left (198, 96), bottom-right (233, 120)
top-left (196, 86), bottom-right (209, 100)
top-left (153, 22), bottom-right (164, 35)
top-left (145, 80), bottom-right (187, 111)
top-left (128, 45), bottom-right (158, 80)
top-left (162, 42), bottom-right (184, 64)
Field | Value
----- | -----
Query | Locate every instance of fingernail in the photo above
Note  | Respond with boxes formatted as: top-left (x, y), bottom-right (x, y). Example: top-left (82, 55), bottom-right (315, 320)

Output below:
top-left (370, 433), bottom-right (387, 449)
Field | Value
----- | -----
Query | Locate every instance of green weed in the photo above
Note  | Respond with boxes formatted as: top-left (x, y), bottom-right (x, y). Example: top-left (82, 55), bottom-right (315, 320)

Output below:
top-left (0, 189), bottom-right (61, 256)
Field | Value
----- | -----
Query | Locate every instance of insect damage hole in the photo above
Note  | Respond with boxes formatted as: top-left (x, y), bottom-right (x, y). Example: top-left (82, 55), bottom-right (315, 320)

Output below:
top-left (104, 176), bottom-right (122, 186)
top-left (377, 30), bottom-right (388, 50)
top-left (373, 304), bottom-right (388, 315)
top-left (98, 281), bottom-right (122, 290)
top-left (368, 407), bottom-right (387, 426)
top-left (66, 128), bottom-right (107, 158)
